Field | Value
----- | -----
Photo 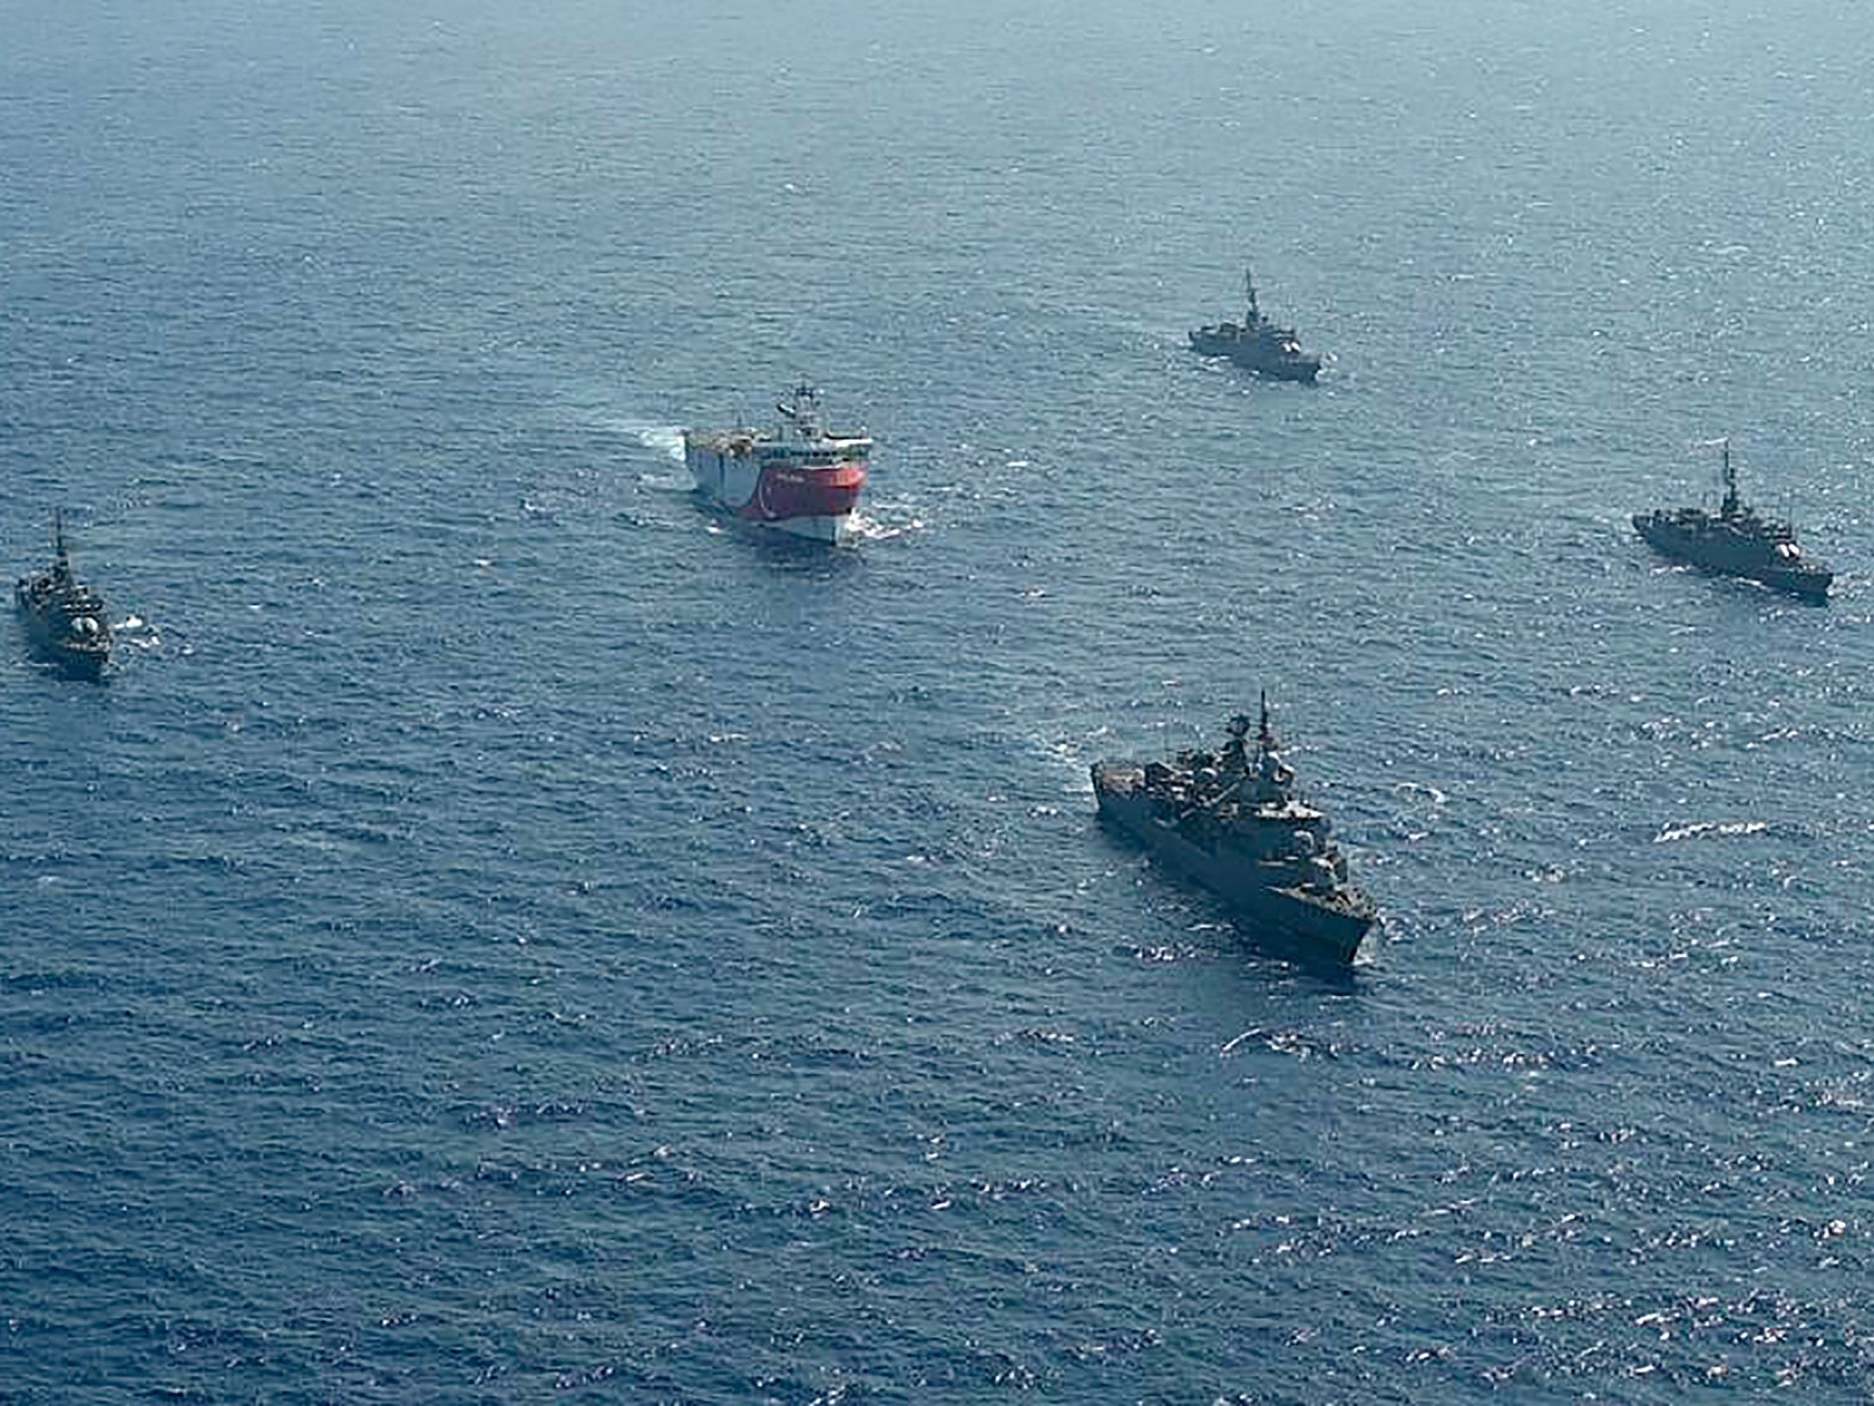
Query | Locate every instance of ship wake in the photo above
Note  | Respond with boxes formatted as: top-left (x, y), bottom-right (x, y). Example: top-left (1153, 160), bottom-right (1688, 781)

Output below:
top-left (601, 417), bottom-right (693, 490)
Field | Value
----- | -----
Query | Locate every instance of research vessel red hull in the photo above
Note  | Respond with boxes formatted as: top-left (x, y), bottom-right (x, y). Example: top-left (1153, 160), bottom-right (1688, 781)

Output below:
top-left (683, 384), bottom-right (871, 544)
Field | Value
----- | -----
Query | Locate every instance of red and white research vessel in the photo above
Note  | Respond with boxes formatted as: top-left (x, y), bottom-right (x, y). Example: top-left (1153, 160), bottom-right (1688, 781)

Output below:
top-left (683, 384), bottom-right (871, 544)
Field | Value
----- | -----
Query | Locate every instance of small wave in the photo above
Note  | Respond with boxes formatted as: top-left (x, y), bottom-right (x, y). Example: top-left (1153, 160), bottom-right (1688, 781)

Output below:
top-left (1653, 820), bottom-right (1768, 844)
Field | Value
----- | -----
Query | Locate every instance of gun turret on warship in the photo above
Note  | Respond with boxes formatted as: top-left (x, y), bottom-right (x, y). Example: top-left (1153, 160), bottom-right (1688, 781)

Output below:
top-left (14, 511), bottom-right (113, 678)
top-left (1188, 270), bottom-right (1322, 383)
top-left (1092, 697), bottom-right (1376, 964)
top-left (1633, 439), bottom-right (1832, 602)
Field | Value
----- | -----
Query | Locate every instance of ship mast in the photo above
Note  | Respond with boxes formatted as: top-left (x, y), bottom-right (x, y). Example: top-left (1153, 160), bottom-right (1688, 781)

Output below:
top-left (1719, 437), bottom-right (1739, 518)
top-left (1247, 690), bottom-right (1296, 804)
top-left (1243, 268), bottom-right (1260, 325)
top-left (53, 508), bottom-right (70, 574)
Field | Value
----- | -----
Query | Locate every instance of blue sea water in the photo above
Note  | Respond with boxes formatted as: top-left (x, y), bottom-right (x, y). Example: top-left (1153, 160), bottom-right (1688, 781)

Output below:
top-left (5, 0), bottom-right (1874, 1400)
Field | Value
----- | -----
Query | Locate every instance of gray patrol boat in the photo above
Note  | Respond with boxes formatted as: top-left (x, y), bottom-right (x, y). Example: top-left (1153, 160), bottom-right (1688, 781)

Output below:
top-left (15, 512), bottom-right (113, 678)
top-left (1633, 439), bottom-right (1832, 603)
top-left (1092, 697), bottom-right (1376, 963)
top-left (1188, 270), bottom-right (1322, 383)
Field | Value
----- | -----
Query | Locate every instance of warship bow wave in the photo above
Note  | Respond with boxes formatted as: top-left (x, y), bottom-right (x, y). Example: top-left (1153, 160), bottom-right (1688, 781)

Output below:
top-left (1092, 697), bottom-right (1375, 964)
top-left (1633, 439), bottom-right (1831, 602)
top-left (1188, 269), bottom-right (1322, 383)
top-left (683, 383), bottom-right (871, 545)
top-left (15, 511), bottom-right (113, 678)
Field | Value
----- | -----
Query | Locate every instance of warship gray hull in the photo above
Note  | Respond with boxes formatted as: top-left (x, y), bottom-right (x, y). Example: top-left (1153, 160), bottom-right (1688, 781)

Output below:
top-left (1187, 328), bottom-right (1322, 383)
top-left (1632, 514), bottom-right (1831, 603)
top-left (1093, 763), bottom-right (1374, 965)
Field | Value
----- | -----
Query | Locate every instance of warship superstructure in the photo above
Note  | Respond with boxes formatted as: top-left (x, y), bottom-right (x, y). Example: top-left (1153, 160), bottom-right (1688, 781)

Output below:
top-left (1092, 697), bottom-right (1376, 964)
top-left (1188, 270), bottom-right (1322, 383)
top-left (683, 383), bottom-right (871, 545)
top-left (1633, 439), bottom-right (1831, 602)
top-left (14, 512), bottom-right (113, 678)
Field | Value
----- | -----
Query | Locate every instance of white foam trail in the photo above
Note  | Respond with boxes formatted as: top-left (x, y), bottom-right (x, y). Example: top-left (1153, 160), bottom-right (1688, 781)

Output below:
top-left (1654, 820), bottom-right (1768, 844)
top-left (845, 511), bottom-right (925, 543)
top-left (598, 417), bottom-right (695, 490)
top-left (846, 494), bottom-right (931, 542)
top-left (600, 418), bottom-right (687, 463)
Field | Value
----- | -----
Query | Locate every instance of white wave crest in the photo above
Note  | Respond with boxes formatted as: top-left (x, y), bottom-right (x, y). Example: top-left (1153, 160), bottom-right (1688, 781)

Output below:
top-left (1653, 820), bottom-right (1768, 844)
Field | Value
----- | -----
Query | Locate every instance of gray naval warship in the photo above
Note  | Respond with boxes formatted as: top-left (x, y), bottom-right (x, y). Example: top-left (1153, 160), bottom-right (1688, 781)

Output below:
top-left (1092, 697), bottom-right (1376, 964)
top-left (1188, 270), bottom-right (1322, 383)
top-left (14, 512), bottom-right (113, 678)
top-left (1633, 439), bottom-right (1832, 603)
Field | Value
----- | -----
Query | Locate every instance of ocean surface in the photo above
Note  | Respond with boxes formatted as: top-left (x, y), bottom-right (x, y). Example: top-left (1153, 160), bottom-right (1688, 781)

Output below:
top-left (5, 1), bottom-right (1874, 1400)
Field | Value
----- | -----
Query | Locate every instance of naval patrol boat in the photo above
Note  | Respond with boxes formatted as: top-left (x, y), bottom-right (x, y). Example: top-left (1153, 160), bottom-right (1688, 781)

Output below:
top-left (1188, 270), bottom-right (1322, 383)
top-left (1092, 697), bottom-right (1376, 964)
top-left (15, 512), bottom-right (113, 678)
top-left (1633, 439), bottom-right (1832, 602)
